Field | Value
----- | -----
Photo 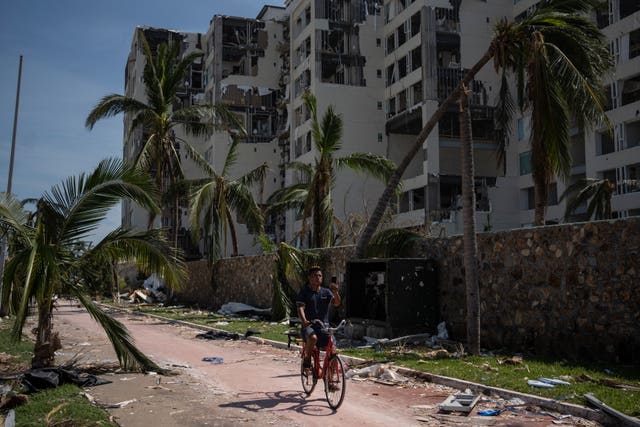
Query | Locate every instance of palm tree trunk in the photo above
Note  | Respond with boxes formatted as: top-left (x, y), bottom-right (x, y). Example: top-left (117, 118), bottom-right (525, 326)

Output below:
top-left (112, 260), bottom-right (120, 305)
top-left (459, 86), bottom-right (480, 356)
top-left (33, 298), bottom-right (56, 368)
top-left (355, 48), bottom-right (495, 258)
top-left (226, 206), bottom-right (239, 256)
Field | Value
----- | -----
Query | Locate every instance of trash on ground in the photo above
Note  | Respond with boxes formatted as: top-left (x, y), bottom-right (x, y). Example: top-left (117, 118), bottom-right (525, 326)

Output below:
top-left (196, 330), bottom-right (240, 340)
top-left (478, 409), bottom-right (502, 416)
top-left (427, 321), bottom-right (449, 346)
top-left (202, 357), bottom-right (224, 364)
top-left (3, 409), bottom-right (15, 427)
top-left (345, 363), bottom-right (409, 384)
top-left (217, 302), bottom-right (271, 317)
top-left (539, 377), bottom-right (571, 386)
top-left (104, 398), bottom-right (137, 409)
top-left (576, 373), bottom-right (640, 391)
top-left (22, 367), bottom-right (112, 392)
top-left (527, 379), bottom-right (555, 388)
top-left (497, 356), bottom-right (523, 365)
top-left (584, 393), bottom-right (640, 427)
top-left (438, 389), bottom-right (480, 413)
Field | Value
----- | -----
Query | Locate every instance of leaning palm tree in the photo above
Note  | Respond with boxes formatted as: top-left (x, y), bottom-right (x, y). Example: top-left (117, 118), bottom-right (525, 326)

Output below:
top-left (1, 158), bottom-right (186, 370)
top-left (560, 177), bottom-right (615, 221)
top-left (356, 0), bottom-right (612, 257)
top-left (268, 91), bottom-right (395, 248)
top-left (86, 29), bottom-right (241, 251)
top-left (189, 137), bottom-right (268, 261)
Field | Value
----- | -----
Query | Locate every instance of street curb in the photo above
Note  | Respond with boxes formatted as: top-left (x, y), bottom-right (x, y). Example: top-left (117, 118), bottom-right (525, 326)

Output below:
top-left (101, 304), bottom-right (611, 425)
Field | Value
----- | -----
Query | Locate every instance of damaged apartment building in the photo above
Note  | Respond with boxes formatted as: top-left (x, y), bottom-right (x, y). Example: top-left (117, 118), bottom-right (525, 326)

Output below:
top-left (383, 0), bottom-right (519, 235)
top-left (122, 26), bottom-right (207, 258)
top-left (122, 0), bottom-right (640, 257)
top-left (285, 0), bottom-right (388, 246)
top-left (203, 6), bottom-right (289, 252)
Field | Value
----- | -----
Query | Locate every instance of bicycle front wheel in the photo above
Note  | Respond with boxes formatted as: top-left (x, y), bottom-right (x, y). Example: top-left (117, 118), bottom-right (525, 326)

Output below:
top-left (324, 355), bottom-right (346, 409)
top-left (301, 357), bottom-right (317, 395)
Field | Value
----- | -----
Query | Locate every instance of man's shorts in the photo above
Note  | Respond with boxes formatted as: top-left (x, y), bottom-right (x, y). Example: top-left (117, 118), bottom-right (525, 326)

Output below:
top-left (301, 323), bottom-right (329, 348)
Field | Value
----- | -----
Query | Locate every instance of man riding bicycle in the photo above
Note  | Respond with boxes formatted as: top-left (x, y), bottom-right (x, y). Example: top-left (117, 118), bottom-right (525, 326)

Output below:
top-left (296, 265), bottom-right (341, 369)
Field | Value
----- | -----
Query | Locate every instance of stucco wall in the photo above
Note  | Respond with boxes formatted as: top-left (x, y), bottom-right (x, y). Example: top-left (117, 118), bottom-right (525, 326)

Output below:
top-left (176, 219), bottom-right (640, 362)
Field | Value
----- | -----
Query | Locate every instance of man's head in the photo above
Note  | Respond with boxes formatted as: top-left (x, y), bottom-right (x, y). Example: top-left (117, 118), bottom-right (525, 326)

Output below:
top-left (308, 265), bottom-right (323, 289)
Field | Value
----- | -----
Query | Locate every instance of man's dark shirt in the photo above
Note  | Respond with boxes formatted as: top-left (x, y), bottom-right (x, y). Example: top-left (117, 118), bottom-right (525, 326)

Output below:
top-left (296, 284), bottom-right (334, 324)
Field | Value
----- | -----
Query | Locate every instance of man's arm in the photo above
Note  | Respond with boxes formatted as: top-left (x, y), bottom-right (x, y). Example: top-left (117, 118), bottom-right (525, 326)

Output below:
top-left (297, 303), bottom-right (310, 327)
top-left (330, 283), bottom-right (341, 307)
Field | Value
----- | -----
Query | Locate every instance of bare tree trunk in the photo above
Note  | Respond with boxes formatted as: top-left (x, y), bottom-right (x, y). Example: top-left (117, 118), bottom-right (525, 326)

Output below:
top-left (355, 48), bottom-right (495, 258)
top-left (459, 86), bottom-right (480, 355)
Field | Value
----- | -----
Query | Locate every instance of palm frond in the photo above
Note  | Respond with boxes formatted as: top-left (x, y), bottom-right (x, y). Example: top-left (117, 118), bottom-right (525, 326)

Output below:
top-left (86, 95), bottom-right (149, 130)
top-left (73, 289), bottom-right (164, 372)
top-left (334, 153), bottom-right (395, 183)
top-left (365, 228), bottom-right (426, 258)
top-left (318, 105), bottom-right (343, 154)
top-left (226, 181), bottom-right (264, 235)
top-left (86, 227), bottom-right (186, 290)
top-left (44, 158), bottom-right (160, 242)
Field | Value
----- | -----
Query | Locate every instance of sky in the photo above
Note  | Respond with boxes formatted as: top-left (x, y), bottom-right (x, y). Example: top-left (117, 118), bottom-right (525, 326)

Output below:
top-left (0, 0), bottom-right (284, 242)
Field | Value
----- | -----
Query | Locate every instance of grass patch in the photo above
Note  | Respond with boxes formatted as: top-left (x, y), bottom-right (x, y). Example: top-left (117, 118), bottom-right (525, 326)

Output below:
top-left (133, 305), bottom-right (291, 342)
top-left (124, 303), bottom-right (640, 417)
top-left (1, 318), bottom-right (115, 426)
top-left (345, 347), bottom-right (640, 416)
top-left (0, 319), bottom-right (33, 366)
top-left (13, 384), bottom-right (116, 426)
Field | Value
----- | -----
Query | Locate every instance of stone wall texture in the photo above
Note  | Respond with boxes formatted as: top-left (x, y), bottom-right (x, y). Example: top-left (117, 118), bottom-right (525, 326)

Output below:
top-left (176, 219), bottom-right (640, 362)
top-left (415, 218), bottom-right (640, 363)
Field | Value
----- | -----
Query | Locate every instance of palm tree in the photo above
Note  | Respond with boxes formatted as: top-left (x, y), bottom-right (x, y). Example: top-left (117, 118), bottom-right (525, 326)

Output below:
top-left (189, 137), bottom-right (268, 261)
top-left (268, 91), bottom-right (395, 248)
top-left (86, 29), bottom-right (241, 251)
top-left (459, 86), bottom-right (480, 355)
top-left (1, 158), bottom-right (186, 370)
top-left (356, 0), bottom-right (612, 257)
top-left (560, 177), bottom-right (615, 221)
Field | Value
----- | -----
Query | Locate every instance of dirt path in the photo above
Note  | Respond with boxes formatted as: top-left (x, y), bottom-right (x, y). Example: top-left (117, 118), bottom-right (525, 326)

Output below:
top-left (53, 303), bottom-right (601, 426)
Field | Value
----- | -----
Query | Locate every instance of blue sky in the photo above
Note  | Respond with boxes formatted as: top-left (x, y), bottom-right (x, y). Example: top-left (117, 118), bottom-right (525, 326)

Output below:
top-left (0, 0), bottom-right (284, 242)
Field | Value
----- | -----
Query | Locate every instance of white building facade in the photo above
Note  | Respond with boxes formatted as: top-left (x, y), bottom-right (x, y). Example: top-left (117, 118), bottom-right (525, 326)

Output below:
top-left (122, 0), bottom-right (640, 256)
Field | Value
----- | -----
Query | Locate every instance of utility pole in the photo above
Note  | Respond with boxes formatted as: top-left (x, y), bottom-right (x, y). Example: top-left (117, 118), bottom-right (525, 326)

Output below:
top-left (0, 55), bottom-right (23, 317)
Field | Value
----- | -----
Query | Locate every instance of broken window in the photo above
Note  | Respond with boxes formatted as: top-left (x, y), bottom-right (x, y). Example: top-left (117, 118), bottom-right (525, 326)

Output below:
top-left (412, 81), bottom-right (423, 105)
top-left (398, 89), bottom-right (407, 113)
top-left (386, 63), bottom-right (396, 86)
top-left (411, 47), bottom-right (421, 71)
top-left (386, 33), bottom-right (395, 55)
top-left (410, 12), bottom-right (420, 37)
top-left (398, 56), bottom-right (407, 79)
top-left (398, 21), bottom-right (407, 46)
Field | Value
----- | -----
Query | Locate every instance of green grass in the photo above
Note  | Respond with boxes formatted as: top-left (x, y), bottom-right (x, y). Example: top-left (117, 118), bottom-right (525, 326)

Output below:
top-left (1, 319), bottom-right (116, 426)
top-left (127, 303), bottom-right (640, 417)
top-left (134, 305), bottom-right (291, 342)
top-left (0, 320), bottom-right (33, 365)
top-left (13, 384), bottom-right (116, 426)
top-left (345, 347), bottom-right (640, 416)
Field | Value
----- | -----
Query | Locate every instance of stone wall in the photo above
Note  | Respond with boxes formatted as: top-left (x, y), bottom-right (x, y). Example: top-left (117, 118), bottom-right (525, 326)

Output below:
top-left (175, 219), bottom-right (640, 362)
top-left (415, 218), bottom-right (640, 363)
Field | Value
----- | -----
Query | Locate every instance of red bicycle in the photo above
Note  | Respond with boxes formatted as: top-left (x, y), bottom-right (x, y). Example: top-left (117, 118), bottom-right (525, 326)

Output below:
top-left (300, 319), bottom-right (347, 409)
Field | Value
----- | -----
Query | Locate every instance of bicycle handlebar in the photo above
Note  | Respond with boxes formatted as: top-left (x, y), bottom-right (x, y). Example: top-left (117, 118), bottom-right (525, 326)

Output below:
top-left (309, 319), bottom-right (346, 334)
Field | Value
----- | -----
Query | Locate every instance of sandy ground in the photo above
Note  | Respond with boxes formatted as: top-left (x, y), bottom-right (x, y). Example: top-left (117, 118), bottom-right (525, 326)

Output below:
top-left (47, 302), bottom-right (602, 427)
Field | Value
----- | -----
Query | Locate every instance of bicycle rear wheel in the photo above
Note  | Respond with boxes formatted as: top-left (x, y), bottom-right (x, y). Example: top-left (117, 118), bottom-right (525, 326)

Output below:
top-left (324, 355), bottom-right (346, 409)
top-left (301, 357), bottom-right (317, 395)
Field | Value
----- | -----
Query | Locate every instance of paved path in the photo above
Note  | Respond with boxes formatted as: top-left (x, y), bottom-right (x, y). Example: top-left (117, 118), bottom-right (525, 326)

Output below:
top-left (53, 303), bottom-right (601, 426)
